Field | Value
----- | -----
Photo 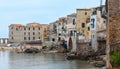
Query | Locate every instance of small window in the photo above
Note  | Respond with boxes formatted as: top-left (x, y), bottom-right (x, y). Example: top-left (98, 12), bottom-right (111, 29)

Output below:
top-left (103, 21), bottom-right (106, 23)
top-left (11, 27), bottom-right (13, 29)
top-left (16, 28), bottom-right (18, 30)
top-left (73, 19), bottom-right (76, 25)
top-left (24, 37), bottom-right (26, 40)
top-left (33, 27), bottom-right (35, 30)
top-left (33, 37), bottom-right (35, 40)
top-left (28, 37), bottom-right (30, 40)
top-left (70, 31), bottom-right (73, 36)
top-left (58, 33), bottom-right (61, 36)
top-left (28, 27), bottom-right (30, 30)
top-left (52, 38), bottom-right (55, 42)
top-left (38, 27), bottom-right (40, 30)
top-left (82, 23), bottom-right (85, 28)
top-left (85, 12), bottom-right (87, 15)
top-left (88, 27), bottom-right (90, 31)
top-left (12, 37), bottom-right (14, 40)
top-left (59, 23), bottom-right (61, 25)
top-left (33, 32), bottom-right (35, 35)
top-left (24, 27), bottom-right (26, 30)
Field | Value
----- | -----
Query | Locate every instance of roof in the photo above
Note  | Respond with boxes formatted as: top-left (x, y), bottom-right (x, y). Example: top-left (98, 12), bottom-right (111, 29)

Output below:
top-left (27, 22), bottom-right (43, 26)
top-left (77, 8), bottom-right (91, 10)
top-left (59, 17), bottom-right (66, 22)
top-left (10, 24), bottom-right (23, 27)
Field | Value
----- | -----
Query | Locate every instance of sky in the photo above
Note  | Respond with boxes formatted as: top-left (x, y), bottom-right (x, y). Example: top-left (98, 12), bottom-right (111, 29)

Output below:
top-left (0, 0), bottom-right (105, 38)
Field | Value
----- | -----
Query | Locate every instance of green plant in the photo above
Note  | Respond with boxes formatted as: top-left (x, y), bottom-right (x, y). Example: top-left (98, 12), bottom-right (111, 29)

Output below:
top-left (110, 50), bottom-right (120, 67)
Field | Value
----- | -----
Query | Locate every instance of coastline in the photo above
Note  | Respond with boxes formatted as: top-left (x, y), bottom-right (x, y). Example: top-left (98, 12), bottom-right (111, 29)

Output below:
top-left (0, 45), bottom-right (42, 51)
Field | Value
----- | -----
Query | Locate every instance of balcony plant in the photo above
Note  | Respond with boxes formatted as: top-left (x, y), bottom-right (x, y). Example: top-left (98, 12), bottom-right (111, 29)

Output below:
top-left (110, 50), bottom-right (120, 69)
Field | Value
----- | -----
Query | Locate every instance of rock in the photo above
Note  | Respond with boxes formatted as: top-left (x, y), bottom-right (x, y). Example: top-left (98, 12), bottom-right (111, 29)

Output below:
top-left (93, 61), bottom-right (106, 67)
top-left (66, 55), bottom-right (80, 60)
top-left (24, 48), bottom-right (40, 53)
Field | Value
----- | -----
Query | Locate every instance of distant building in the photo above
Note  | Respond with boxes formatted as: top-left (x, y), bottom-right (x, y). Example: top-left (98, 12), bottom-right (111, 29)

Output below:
top-left (66, 13), bottom-right (77, 52)
top-left (0, 38), bottom-right (9, 44)
top-left (9, 22), bottom-right (48, 43)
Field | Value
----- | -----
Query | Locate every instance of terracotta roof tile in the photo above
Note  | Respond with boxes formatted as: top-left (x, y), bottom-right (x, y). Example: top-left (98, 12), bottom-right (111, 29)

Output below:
top-left (11, 24), bottom-right (23, 27)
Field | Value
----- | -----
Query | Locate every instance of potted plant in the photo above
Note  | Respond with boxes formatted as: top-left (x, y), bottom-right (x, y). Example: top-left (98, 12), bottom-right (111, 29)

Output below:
top-left (110, 50), bottom-right (120, 69)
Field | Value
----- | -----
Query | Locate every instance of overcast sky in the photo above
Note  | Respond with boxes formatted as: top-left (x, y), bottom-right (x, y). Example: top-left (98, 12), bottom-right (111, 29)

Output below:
top-left (0, 0), bottom-right (105, 38)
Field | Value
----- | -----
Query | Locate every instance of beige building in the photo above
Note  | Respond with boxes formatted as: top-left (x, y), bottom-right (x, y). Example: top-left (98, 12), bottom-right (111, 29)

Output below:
top-left (9, 22), bottom-right (48, 43)
top-left (76, 9), bottom-right (91, 39)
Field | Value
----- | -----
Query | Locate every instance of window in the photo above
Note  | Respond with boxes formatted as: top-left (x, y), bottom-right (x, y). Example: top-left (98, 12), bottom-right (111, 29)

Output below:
top-left (24, 37), bottom-right (26, 40)
top-left (73, 19), bottom-right (76, 25)
top-left (33, 37), bottom-right (35, 40)
top-left (85, 12), bottom-right (87, 15)
top-left (92, 11), bottom-right (97, 15)
top-left (12, 37), bottom-right (14, 40)
top-left (59, 23), bottom-right (61, 25)
top-left (24, 27), bottom-right (26, 30)
top-left (82, 23), bottom-right (85, 28)
top-left (28, 37), bottom-right (30, 40)
top-left (11, 27), bottom-right (13, 29)
top-left (52, 38), bottom-right (55, 42)
top-left (28, 27), bottom-right (30, 30)
top-left (38, 27), bottom-right (40, 30)
top-left (16, 28), bottom-right (18, 30)
top-left (103, 21), bottom-right (106, 23)
top-left (70, 31), bottom-right (73, 36)
top-left (33, 27), bottom-right (35, 30)
top-left (33, 32), bottom-right (35, 35)
top-left (88, 27), bottom-right (90, 31)
top-left (58, 33), bottom-right (61, 36)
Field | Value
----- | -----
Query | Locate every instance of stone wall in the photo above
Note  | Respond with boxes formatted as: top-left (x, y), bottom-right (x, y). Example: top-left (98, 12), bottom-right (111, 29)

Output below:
top-left (108, 0), bottom-right (120, 44)
top-left (76, 42), bottom-right (94, 59)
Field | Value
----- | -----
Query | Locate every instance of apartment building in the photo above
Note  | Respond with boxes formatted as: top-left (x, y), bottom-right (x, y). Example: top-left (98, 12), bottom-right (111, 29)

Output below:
top-left (76, 9), bottom-right (91, 39)
top-left (9, 22), bottom-right (48, 43)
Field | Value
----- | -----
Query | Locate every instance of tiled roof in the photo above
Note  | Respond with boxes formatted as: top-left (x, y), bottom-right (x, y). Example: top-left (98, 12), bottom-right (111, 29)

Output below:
top-left (27, 22), bottom-right (42, 26)
top-left (11, 24), bottom-right (23, 27)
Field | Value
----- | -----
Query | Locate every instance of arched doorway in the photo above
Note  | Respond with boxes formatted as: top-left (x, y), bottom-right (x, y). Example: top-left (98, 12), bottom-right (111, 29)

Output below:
top-left (68, 37), bottom-right (72, 51)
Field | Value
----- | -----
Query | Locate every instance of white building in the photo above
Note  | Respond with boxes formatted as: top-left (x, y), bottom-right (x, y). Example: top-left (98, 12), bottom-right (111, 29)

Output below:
top-left (90, 6), bottom-right (107, 52)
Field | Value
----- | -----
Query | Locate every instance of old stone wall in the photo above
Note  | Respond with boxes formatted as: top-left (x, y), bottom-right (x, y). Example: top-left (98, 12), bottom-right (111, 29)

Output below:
top-left (76, 42), bottom-right (93, 58)
top-left (108, 0), bottom-right (120, 44)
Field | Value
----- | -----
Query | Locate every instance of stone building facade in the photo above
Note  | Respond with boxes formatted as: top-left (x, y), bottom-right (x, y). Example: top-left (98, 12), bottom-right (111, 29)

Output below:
top-left (76, 9), bottom-right (91, 38)
top-left (9, 22), bottom-right (48, 43)
top-left (107, 0), bottom-right (120, 44)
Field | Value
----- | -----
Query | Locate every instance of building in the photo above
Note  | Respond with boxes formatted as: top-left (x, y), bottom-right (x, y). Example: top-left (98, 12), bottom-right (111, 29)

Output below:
top-left (90, 6), bottom-right (107, 52)
top-left (0, 38), bottom-right (9, 44)
top-left (76, 9), bottom-right (91, 39)
top-left (9, 22), bottom-right (48, 43)
top-left (66, 13), bottom-right (77, 52)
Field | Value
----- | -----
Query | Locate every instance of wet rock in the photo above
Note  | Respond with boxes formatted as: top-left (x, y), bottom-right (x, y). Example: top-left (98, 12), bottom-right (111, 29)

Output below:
top-left (24, 48), bottom-right (40, 53)
top-left (93, 61), bottom-right (106, 67)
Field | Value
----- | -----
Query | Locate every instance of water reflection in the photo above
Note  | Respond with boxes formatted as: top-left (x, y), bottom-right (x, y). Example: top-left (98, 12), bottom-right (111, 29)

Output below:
top-left (0, 51), bottom-right (101, 69)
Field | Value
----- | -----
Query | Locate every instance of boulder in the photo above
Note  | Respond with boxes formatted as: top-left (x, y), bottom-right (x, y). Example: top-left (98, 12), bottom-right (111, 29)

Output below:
top-left (24, 48), bottom-right (40, 53)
